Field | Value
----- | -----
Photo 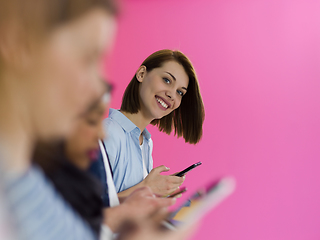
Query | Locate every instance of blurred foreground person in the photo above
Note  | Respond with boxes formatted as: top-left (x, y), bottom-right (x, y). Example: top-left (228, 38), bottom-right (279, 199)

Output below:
top-left (0, 0), bottom-right (117, 239)
top-left (33, 84), bottom-right (113, 237)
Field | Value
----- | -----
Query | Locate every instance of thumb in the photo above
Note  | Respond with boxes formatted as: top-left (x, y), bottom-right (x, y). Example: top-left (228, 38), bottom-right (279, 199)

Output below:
top-left (153, 165), bottom-right (170, 174)
top-left (170, 172), bottom-right (180, 176)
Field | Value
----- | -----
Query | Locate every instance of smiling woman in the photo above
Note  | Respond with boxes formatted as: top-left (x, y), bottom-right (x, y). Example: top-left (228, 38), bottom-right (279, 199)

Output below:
top-left (122, 50), bottom-right (204, 144)
top-left (90, 49), bottom-right (205, 199)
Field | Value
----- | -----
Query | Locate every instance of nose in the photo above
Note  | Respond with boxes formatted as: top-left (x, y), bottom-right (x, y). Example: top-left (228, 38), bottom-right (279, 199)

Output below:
top-left (165, 90), bottom-right (175, 101)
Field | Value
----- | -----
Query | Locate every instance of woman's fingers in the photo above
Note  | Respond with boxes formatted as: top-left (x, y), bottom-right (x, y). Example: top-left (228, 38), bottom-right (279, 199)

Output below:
top-left (152, 165), bottom-right (170, 174)
top-left (144, 166), bottom-right (186, 196)
top-left (167, 175), bottom-right (185, 185)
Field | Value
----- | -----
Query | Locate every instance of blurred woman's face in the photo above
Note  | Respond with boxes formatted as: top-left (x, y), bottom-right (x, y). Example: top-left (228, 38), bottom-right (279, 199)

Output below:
top-left (65, 96), bottom-right (108, 170)
top-left (23, 9), bottom-right (116, 139)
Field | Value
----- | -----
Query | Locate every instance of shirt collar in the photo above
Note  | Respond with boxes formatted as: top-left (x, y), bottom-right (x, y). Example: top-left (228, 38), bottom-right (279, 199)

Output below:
top-left (108, 109), bottom-right (151, 140)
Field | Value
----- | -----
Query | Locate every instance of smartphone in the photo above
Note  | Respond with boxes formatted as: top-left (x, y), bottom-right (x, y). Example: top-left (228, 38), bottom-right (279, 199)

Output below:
top-left (168, 176), bottom-right (236, 227)
top-left (175, 161), bottom-right (202, 177)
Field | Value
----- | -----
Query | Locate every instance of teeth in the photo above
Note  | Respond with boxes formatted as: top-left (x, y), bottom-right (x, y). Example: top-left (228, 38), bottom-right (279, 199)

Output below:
top-left (156, 97), bottom-right (168, 109)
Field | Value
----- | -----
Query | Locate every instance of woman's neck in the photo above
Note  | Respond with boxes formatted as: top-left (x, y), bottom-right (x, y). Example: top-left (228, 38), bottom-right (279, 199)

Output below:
top-left (119, 110), bottom-right (152, 134)
top-left (0, 75), bottom-right (34, 174)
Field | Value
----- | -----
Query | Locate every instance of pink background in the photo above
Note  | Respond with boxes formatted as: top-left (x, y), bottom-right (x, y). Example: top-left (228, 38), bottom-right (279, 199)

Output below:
top-left (104, 0), bottom-right (320, 239)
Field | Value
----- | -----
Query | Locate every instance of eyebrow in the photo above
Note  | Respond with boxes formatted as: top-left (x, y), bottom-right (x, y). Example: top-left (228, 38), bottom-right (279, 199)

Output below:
top-left (165, 71), bottom-right (188, 91)
top-left (165, 71), bottom-right (176, 81)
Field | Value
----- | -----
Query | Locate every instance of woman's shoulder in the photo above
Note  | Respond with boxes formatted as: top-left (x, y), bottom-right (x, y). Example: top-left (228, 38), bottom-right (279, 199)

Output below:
top-left (103, 109), bottom-right (124, 131)
top-left (103, 117), bottom-right (126, 142)
top-left (101, 118), bottom-right (124, 158)
top-left (104, 116), bottom-right (122, 131)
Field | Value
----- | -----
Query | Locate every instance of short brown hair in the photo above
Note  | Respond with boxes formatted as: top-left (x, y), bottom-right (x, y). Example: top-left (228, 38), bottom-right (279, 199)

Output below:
top-left (121, 49), bottom-right (205, 144)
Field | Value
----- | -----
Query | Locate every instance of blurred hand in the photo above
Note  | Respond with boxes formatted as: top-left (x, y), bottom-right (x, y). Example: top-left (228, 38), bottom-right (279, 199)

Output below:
top-left (143, 165), bottom-right (185, 196)
top-left (122, 187), bottom-right (175, 220)
top-left (116, 210), bottom-right (197, 240)
top-left (104, 187), bottom-right (175, 232)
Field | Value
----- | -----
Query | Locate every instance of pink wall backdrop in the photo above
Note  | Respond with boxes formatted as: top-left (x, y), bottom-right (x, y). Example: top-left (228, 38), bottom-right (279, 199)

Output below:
top-left (104, 0), bottom-right (320, 239)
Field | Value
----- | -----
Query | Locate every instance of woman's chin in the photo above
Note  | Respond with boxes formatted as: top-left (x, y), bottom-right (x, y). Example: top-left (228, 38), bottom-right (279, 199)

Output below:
top-left (73, 158), bottom-right (91, 171)
top-left (151, 109), bottom-right (168, 120)
top-left (156, 110), bottom-right (173, 120)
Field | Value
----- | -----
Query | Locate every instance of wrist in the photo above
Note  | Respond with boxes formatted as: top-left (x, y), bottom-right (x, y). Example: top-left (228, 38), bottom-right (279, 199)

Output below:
top-left (139, 179), bottom-right (148, 188)
top-left (103, 205), bottom-right (127, 233)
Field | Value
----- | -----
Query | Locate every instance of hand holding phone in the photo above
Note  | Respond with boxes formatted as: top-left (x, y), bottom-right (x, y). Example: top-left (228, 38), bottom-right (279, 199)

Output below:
top-left (169, 176), bottom-right (236, 227)
top-left (175, 162), bottom-right (202, 177)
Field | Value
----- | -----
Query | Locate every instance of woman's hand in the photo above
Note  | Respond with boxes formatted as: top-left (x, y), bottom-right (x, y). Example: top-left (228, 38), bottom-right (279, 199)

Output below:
top-left (116, 209), bottom-right (197, 240)
top-left (122, 187), bottom-right (175, 219)
top-left (142, 165), bottom-right (185, 196)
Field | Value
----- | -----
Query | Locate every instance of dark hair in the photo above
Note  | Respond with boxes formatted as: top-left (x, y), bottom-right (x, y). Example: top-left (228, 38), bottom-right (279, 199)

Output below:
top-left (121, 49), bottom-right (205, 144)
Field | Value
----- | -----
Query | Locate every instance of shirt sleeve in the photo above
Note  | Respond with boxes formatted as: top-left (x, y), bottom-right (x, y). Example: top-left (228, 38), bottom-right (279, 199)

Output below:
top-left (3, 166), bottom-right (97, 240)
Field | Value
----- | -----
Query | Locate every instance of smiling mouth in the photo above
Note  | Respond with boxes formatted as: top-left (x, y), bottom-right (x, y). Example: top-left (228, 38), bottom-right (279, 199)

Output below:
top-left (156, 96), bottom-right (169, 109)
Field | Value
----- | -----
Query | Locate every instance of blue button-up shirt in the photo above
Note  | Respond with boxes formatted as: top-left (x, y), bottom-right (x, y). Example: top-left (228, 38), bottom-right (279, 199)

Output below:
top-left (101, 109), bottom-right (153, 193)
top-left (3, 166), bottom-right (96, 240)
